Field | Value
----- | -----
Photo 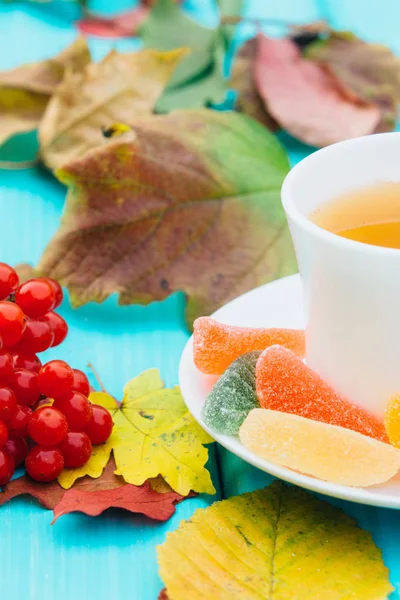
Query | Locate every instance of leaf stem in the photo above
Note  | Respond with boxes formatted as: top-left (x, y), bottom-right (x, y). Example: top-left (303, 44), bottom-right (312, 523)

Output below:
top-left (220, 16), bottom-right (300, 27)
top-left (0, 157), bottom-right (39, 170)
top-left (87, 361), bottom-right (107, 393)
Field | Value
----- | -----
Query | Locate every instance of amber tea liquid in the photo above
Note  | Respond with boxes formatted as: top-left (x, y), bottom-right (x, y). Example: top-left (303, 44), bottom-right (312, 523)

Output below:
top-left (310, 182), bottom-right (400, 249)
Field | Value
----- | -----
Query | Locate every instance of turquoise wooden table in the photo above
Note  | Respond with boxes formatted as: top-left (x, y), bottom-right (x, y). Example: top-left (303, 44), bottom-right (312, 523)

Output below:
top-left (1, 0), bottom-right (400, 598)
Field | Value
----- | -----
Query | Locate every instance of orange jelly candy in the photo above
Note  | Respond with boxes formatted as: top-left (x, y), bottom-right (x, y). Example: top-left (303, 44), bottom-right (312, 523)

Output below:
top-left (256, 345), bottom-right (388, 442)
top-left (193, 317), bottom-right (305, 375)
top-left (384, 394), bottom-right (400, 448)
top-left (240, 409), bottom-right (400, 487)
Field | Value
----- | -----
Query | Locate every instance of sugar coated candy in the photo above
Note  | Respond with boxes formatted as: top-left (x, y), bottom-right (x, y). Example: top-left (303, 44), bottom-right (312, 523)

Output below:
top-left (202, 351), bottom-right (261, 435)
top-left (256, 345), bottom-right (388, 442)
top-left (384, 394), bottom-right (400, 448)
top-left (193, 317), bottom-right (305, 375)
top-left (240, 409), bottom-right (400, 487)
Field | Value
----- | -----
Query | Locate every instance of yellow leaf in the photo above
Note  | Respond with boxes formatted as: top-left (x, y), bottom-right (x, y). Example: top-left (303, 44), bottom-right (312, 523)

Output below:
top-left (58, 431), bottom-right (117, 490)
top-left (0, 38), bottom-right (90, 147)
top-left (58, 369), bottom-right (215, 496)
top-left (39, 48), bottom-right (188, 170)
top-left (158, 481), bottom-right (393, 600)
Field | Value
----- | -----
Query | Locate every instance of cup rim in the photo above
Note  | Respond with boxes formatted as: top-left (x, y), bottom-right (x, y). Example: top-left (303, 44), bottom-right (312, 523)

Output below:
top-left (281, 132), bottom-right (400, 256)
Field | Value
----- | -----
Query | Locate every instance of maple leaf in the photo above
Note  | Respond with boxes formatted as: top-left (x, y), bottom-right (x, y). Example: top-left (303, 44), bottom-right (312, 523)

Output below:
top-left (254, 35), bottom-right (380, 147)
top-left (140, 0), bottom-right (227, 112)
top-left (231, 38), bottom-right (277, 129)
top-left (37, 109), bottom-right (295, 327)
top-left (39, 47), bottom-right (187, 170)
top-left (0, 459), bottom-right (191, 523)
top-left (77, 6), bottom-right (149, 38)
top-left (0, 38), bottom-right (90, 148)
top-left (158, 481), bottom-right (393, 600)
top-left (306, 31), bottom-right (400, 133)
top-left (158, 590), bottom-right (169, 600)
top-left (58, 369), bottom-right (215, 497)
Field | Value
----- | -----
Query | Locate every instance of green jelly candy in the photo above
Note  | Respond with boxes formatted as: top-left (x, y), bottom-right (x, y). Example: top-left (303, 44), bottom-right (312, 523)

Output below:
top-left (202, 351), bottom-right (261, 435)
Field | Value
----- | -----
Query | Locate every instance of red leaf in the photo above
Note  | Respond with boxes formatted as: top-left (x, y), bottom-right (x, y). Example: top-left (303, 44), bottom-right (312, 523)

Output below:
top-left (158, 590), bottom-right (169, 600)
top-left (0, 475), bottom-right (64, 510)
top-left (52, 480), bottom-right (184, 523)
top-left (1, 458), bottom-right (191, 522)
top-left (254, 35), bottom-right (380, 147)
top-left (77, 6), bottom-right (149, 38)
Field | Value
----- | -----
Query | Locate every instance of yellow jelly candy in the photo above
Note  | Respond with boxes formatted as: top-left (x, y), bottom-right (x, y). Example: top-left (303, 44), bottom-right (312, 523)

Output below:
top-left (384, 393), bottom-right (400, 448)
top-left (239, 409), bottom-right (400, 487)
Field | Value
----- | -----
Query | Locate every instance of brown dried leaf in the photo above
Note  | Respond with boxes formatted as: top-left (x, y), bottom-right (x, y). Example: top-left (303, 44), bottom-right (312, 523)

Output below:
top-left (39, 48), bottom-right (188, 170)
top-left (231, 38), bottom-right (277, 129)
top-left (0, 38), bottom-right (90, 147)
top-left (254, 35), bottom-right (380, 147)
top-left (307, 32), bottom-right (400, 132)
top-left (14, 263), bottom-right (36, 284)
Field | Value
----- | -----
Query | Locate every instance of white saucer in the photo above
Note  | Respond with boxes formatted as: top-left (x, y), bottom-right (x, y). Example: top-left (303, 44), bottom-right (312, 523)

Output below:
top-left (179, 274), bottom-right (400, 509)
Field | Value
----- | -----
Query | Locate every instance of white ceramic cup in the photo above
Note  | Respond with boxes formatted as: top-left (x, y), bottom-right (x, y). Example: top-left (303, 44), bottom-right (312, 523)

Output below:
top-left (281, 132), bottom-right (400, 419)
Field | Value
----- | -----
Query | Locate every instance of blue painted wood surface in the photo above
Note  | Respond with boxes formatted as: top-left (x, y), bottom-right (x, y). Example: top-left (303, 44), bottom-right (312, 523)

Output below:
top-left (1, 1), bottom-right (400, 598)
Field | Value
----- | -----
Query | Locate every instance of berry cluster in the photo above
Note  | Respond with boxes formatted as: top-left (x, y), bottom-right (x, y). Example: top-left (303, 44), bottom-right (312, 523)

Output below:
top-left (0, 263), bottom-right (113, 485)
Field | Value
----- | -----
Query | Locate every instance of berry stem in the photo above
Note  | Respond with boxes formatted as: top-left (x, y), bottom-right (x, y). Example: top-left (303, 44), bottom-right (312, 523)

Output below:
top-left (87, 362), bottom-right (107, 393)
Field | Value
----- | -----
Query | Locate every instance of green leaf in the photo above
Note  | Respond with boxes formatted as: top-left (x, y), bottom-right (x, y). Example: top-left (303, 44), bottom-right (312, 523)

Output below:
top-left (217, 0), bottom-right (244, 45)
top-left (140, 0), bottom-right (227, 111)
top-left (37, 109), bottom-right (295, 327)
top-left (217, 0), bottom-right (243, 17)
top-left (158, 481), bottom-right (393, 600)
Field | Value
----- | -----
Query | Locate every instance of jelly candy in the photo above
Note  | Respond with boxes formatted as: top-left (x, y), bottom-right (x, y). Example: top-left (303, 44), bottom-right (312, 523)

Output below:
top-left (202, 351), bottom-right (260, 435)
top-left (193, 317), bottom-right (305, 375)
top-left (256, 345), bottom-right (388, 442)
top-left (384, 394), bottom-right (400, 448)
top-left (239, 409), bottom-right (400, 487)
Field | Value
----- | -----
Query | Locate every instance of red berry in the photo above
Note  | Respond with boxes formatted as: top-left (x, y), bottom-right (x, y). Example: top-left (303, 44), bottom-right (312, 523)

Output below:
top-left (71, 369), bottom-right (90, 396)
top-left (28, 406), bottom-right (68, 446)
top-left (0, 351), bottom-right (13, 382)
top-left (25, 446), bottom-right (64, 482)
top-left (43, 312), bottom-right (68, 347)
top-left (8, 405), bottom-right (32, 437)
top-left (38, 360), bottom-right (74, 399)
top-left (86, 404), bottom-right (113, 445)
top-left (10, 369), bottom-right (40, 406)
top-left (15, 279), bottom-right (56, 318)
top-left (3, 435), bottom-right (28, 467)
top-left (18, 318), bottom-right (54, 354)
top-left (0, 387), bottom-right (17, 424)
top-left (0, 419), bottom-right (7, 449)
top-left (43, 278), bottom-right (63, 309)
top-left (53, 391), bottom-right (92, 431)
top-left (0, 450), bottom-right (14, 485)
top-left (59, 431), bottom-right (92, 468)
top-left (12, 352), bottom-right (42, 373)
top-left (0, 263), bottom-right (19, 300)
top-left (0, 302), bottom-right (26, 347)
